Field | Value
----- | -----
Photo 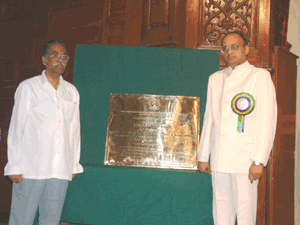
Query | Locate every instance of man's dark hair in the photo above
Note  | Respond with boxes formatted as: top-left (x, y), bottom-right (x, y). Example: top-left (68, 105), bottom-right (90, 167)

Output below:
top-left (42, 39), bottom-right (67, 58)
top-left (221, 31), bottom-right (248, 47)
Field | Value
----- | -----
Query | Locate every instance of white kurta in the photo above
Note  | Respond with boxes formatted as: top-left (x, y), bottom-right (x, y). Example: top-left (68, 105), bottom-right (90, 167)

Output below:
top-left (198, 61), bottom-right (277, 174)
top-left (4, 71), bottom-right (83, 180)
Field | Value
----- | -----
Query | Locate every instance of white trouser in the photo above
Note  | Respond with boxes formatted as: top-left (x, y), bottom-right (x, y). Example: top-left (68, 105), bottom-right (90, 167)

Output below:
top-left (9, 178), bottom-right (69, 225)
top-left (211, 172), bottom-right (258, 225)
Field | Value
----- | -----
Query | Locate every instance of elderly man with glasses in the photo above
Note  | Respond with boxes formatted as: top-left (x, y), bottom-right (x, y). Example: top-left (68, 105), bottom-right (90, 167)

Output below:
top-left (198, 32), bottom-right (277, 225)
top-left (4, 39), bottom-right (83, 225)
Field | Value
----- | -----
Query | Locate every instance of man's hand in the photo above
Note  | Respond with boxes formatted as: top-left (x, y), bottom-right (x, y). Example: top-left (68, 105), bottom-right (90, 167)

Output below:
top-left (72, 174), bottom-right (77, 179)
top-left (249, 163), bottom-right (263, 183)
top-left (198, 162), bottom-right (211, 174)
top-left (8, 175), bottom-right (23, 184)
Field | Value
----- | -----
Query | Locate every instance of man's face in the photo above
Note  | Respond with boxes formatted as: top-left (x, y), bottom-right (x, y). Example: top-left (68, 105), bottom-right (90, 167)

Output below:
top-left (221, 33), bottom-right (249, 69)
top-left (42, 44), bottom-right (68, 76)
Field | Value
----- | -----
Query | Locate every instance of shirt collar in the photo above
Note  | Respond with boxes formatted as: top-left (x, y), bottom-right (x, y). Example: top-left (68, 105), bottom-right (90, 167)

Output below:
top-left (41, 70), bottom-right (64, 89)
top-left (224, 61), bottom-right (250, 77)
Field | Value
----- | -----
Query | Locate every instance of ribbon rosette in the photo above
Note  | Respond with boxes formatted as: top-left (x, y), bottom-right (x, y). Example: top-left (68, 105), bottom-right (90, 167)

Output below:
top-left (231, 92), bottom-right (255, 132)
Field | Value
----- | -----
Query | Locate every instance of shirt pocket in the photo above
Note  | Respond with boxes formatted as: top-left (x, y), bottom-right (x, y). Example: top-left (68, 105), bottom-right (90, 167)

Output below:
top-left (32, 100), bottom-right (55, 121)
top-left (63, 100), bottom-right (77, 122)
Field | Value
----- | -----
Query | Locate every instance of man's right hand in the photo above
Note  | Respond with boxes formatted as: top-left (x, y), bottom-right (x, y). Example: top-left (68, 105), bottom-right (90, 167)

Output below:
top-left (8, 175), bottom-right (23, 184)
top-left (198, 162), bottom-right (211, 174)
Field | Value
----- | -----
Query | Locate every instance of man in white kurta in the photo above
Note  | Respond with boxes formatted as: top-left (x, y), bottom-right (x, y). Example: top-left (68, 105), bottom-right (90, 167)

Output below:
top-left (4, 40), bottom-right (83, 225)
top-left (198, 32), bottom-right (277, 225)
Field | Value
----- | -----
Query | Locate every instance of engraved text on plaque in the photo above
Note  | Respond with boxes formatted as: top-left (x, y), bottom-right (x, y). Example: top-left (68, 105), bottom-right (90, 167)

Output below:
top-left (104, 93), bottom-right (200, 170)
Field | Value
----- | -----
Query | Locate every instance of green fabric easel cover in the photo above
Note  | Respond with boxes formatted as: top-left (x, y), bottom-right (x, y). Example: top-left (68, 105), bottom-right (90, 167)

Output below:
top-left (73, 45), bottom-right (218, 165)
top-left (60, 45), bottom-right (219, 225)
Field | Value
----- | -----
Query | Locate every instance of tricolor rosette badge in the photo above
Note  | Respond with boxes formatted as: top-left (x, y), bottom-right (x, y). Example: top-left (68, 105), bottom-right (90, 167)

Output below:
top-left (231, 93), bottom-right (255, 132)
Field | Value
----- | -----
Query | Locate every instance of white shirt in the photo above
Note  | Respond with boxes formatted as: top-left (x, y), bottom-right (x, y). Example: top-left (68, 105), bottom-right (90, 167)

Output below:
top-left (198, 61), bottom-right (277, 174)
top-left (198, 66), bottom-right (234, 163)
top-left (4, 71), bottom-right (83, 180)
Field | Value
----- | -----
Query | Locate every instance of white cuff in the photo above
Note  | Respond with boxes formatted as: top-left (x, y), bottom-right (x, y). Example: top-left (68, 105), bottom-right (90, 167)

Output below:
top-left (198, 157), bottom-right (209, 162)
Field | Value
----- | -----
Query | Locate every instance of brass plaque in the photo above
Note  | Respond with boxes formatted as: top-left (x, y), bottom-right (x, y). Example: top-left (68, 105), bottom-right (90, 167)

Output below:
top-left (104, 93), bottom-right (200, 170)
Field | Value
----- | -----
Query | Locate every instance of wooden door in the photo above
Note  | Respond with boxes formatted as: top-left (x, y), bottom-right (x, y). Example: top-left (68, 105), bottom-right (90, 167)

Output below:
top-left (265, 46), bottom-right (298, 225)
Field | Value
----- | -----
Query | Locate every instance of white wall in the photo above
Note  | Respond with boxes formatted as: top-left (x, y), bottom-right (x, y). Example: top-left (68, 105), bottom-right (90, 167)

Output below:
top-left (287, 0), bottom-right (300, 224)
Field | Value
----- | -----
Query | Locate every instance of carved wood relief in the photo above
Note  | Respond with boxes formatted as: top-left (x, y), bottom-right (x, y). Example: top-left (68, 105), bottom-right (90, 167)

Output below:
top-left (199, 0), bottom-right (254, 48)
top-left (198, 0), bottom-right (257, 49)
top-left (198, 0), bottom-right (288, 69)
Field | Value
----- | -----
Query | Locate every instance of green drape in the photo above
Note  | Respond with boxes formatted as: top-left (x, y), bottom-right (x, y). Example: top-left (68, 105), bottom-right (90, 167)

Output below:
top-left (60, 45), bottom-right (219, 225)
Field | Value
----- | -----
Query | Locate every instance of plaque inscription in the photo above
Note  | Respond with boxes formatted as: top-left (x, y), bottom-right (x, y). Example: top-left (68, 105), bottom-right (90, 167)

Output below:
top-left (104, 93), bottom-right (200, 170)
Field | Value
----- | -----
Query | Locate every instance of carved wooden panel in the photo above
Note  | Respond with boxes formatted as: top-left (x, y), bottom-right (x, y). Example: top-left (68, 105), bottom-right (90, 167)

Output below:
top-left (141, 0), bottom-right (180, 46)
top-left (199, 0), bottom-right (256, 48)
top-left (198, 0), bottom-right (260, 69)
top-left (197, 0), bottom-right (279, 69)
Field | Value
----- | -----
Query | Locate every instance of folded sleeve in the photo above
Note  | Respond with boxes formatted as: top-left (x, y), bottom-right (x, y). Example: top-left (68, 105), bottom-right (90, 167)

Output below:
top-left (198, 77), bottom-right (213, 161)
top-left (4, 83), bottom-right (31, 175)
top-left (70, 91), bottom-right (84, 175)
top-left (250, 71), bottom-right (277, 165)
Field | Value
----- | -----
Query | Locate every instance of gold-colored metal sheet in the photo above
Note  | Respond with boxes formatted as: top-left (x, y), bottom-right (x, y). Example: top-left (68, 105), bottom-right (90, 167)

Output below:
top-left (104, 93), bottom-right (200, 170)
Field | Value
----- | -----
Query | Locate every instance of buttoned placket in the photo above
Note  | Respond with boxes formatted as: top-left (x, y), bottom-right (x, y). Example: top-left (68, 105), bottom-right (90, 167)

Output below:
top-left (220, 72), bottom-right (231, 138)
top-left (53, 87), bottom-right (64, 171)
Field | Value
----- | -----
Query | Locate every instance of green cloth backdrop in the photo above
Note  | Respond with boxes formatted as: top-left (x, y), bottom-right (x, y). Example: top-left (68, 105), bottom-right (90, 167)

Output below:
top-left (60, 45), bottom-right (219, 225)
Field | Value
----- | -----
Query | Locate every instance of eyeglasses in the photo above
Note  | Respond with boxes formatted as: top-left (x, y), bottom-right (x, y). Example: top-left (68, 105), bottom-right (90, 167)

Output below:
top-left (48, 52), bottom-right (70, 61)
top-left (221, 43), bottom-right (240, 54)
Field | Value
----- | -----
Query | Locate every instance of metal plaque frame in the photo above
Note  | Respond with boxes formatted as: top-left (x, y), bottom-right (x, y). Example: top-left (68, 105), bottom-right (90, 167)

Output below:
top-left (104, 93), bottom-right (200, 170)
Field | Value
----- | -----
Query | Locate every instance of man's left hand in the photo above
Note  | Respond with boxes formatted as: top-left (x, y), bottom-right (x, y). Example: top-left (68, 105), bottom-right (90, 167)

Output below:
top-left (249, 163), bottom-right (263, 183)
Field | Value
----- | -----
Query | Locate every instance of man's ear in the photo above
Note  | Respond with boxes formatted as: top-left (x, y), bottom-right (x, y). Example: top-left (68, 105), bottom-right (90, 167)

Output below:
top-left (245, 45), bottom-right (250, 56)
top-left (42, 56), bottom-right (47, 66)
